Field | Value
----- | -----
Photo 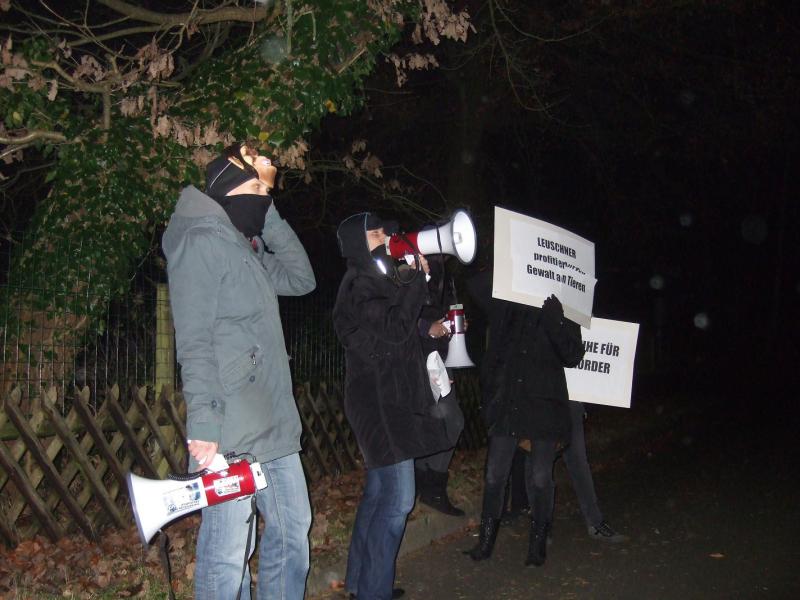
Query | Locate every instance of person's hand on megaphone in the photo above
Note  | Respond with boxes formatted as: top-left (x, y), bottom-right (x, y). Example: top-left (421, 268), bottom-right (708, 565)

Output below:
top-left (188, 439), bottom-right (219, 470)
top-left (417, 253), bottom-right (431, 275)
top-left (428, 318), bottom-right (451, 339)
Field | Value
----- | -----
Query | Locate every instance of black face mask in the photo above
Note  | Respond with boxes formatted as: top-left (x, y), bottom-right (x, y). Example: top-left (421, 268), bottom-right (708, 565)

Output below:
top-left (219, 194), bottom-right (272, 239)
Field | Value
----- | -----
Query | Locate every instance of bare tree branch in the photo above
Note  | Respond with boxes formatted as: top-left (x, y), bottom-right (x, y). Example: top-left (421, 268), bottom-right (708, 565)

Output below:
top-left (172, 22), bottom-right (232, 82)
top-left (96, 0), bottom-right (274, 26)
top-left (30, 60), bottom-right (113, 94)
top-left (67, 24), bottom-right (166, 47)
top-left (488, 0), bottom-right (553, 113)
top-left (0, 131), bottom-right (68, 145)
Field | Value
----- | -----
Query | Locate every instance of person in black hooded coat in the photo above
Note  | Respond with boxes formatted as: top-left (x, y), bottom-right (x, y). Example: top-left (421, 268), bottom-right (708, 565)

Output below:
top-left (333, 212), bottom-right (448, 600)
top-left (465, 268), bottom-right (585, 567)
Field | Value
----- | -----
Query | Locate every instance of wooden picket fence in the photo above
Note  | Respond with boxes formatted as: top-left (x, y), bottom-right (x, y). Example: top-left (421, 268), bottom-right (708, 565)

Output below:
top-left (0, 371), bottom-right (483, 548)
top-left (0, 384), bottom-right (186, 547)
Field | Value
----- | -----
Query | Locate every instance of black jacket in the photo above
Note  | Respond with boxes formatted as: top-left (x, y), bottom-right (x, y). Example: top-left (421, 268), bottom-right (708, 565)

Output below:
top-left (333, 216), bottom-right (448, 469)
top-left (469, 271), bottom-right (585, 442)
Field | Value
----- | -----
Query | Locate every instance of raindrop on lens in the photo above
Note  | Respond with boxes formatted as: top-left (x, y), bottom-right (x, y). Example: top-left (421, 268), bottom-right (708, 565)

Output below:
top-left (679, 212), bottom-right (693, 227)
top-left (649, 275), bottom-right (665, 290)
top-left (694, 312), bottom-right (710, 330)
top-left (260, 36), bottom-right (287, 65)
top-left (741, 214), bottom-right (767, 244)
top-left (679, 89), bottom-right (696, 107)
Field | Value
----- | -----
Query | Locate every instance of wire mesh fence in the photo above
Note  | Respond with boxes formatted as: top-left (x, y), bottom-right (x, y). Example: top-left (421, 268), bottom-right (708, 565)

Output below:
top-left (0, 234), bottom-right (344, 411)
top-left (0, 231), bottom-right (488, 545)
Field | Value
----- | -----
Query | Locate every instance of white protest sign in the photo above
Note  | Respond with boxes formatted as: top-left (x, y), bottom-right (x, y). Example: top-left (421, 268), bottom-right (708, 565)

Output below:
top-left (565, 318), bottom-right (639, 408)
top-left (493, 207), bottom-right (597, 328)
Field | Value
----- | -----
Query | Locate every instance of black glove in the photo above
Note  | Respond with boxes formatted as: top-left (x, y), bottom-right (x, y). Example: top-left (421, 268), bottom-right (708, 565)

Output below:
top-left (541, 294), bottom-right (563, 331)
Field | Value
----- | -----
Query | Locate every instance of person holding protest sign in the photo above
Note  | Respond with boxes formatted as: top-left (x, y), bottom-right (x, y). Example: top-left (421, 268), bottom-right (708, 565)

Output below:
top-left (465, 270), bottom-right (584, 567)
top-left (503, 400), bottom-right (629, 542)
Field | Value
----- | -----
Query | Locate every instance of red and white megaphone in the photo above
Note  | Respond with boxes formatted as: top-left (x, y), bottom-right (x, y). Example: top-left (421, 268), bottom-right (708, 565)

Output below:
top-left (444, 304), bottom-right (475, 368)
top-left (386, 209), bottom-right (477, 265)
top-left (126, 455), bottom-right (267, 544)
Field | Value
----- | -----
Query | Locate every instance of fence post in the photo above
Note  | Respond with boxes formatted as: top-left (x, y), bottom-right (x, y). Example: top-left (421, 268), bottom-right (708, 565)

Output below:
top-left (155, 283), bottom-right (175, 396)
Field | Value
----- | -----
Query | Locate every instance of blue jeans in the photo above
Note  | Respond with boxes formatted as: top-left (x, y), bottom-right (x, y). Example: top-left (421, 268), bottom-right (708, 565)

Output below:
top-left (345, 460), bottom-right (415, 600)
top-left (194, 452), bottom-right (311, 600)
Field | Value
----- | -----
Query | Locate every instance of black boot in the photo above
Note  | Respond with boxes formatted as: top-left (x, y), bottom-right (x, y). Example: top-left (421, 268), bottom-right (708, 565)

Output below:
top-left (419, 470), bottom-right (465, 516)
top-left (463, 516), bottom-right (500, 560)
top-left (525, 519), bottom-right (550, 567)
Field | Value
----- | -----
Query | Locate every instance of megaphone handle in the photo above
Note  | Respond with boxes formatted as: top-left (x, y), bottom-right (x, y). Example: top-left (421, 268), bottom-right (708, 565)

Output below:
top-left (167, 469), bottom-right (208, 481)
top-left (236, 495), bottom-right (258, 600)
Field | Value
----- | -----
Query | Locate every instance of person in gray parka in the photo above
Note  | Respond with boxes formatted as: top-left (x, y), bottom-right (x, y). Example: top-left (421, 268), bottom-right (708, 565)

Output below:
top-left (162, 142), bottom-right (315, 600)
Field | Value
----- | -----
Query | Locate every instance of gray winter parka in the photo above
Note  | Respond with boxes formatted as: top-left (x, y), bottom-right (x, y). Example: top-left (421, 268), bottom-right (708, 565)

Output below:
top-left (162, 186), bottom-right (315, 465)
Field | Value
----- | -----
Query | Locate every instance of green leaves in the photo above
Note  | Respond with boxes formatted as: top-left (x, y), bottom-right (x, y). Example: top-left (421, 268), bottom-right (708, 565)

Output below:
top-left (3, 0), bottom-right (449, 380)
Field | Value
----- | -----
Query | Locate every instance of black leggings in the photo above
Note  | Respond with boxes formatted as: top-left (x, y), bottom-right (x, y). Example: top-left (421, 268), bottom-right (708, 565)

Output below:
top-left (480, 435), bottom-right (557, 523)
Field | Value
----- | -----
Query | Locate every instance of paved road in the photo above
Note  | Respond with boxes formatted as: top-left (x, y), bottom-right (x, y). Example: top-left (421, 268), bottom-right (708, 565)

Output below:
top-left (386, 401), bottom-right (799, 600)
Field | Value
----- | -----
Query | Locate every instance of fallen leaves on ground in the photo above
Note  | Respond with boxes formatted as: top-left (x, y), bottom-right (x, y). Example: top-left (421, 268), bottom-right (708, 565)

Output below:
top-left (0, 448), bottom-right (486, 598)
top-left (0, 514), bottom-right (199, 598)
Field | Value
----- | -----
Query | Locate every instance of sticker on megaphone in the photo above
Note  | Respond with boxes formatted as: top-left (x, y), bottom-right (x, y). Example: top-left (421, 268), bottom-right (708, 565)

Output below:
top-left (127, 455), bottom-right (267, 544)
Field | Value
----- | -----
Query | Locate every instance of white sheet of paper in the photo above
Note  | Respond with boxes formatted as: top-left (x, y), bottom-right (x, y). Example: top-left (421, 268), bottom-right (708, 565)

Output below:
top-left (426, 351), bottom-right (451, 401)
top-left (493, 207), bottom-right (596, 328)
top-left (565, 318), bottom-right (640, 408)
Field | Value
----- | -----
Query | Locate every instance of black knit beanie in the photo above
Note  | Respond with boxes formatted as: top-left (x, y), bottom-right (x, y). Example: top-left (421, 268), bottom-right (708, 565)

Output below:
top-left (205, 154), bottom-right (258, 200)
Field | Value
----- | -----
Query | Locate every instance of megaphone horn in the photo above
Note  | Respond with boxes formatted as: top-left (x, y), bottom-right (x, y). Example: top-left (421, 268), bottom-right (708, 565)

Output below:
top-left (444, 304), bottom-right (475, 369)
top-left (387, 209), bottom-right (477, 265)
top-left (126, 458), bottom-right (267, 544)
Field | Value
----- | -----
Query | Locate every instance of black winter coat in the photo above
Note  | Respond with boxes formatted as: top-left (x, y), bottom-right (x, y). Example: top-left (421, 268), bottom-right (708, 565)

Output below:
top-left (333, 220), bottom-right (448, 469)
top-left (417, 260), bottom-right (454, 359)
top-left (470, 272), bottom-right (585, 442)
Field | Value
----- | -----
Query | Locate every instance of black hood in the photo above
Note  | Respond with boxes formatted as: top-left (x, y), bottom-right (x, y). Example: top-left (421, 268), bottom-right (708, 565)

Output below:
top-left (338, 212), bottom-right (394, 274)
top-left (338, 212), bottom-right (404, 280)
top-left (337, 213), bottom-right (371, 264)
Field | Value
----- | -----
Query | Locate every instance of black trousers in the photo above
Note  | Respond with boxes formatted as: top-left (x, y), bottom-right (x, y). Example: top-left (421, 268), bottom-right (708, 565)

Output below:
top-left (505, 401), bottom-right (605, 527)
top-left (480, 435), bottom-right (557, 524)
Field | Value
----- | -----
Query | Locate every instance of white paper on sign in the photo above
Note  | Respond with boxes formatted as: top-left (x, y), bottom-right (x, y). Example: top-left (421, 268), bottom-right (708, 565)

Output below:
top-left (565, 318), bottom-right (640, 408)
top-left (493, 207), bottom-right (596, 328)
top-left (426, 351), bottom-right (451, 402)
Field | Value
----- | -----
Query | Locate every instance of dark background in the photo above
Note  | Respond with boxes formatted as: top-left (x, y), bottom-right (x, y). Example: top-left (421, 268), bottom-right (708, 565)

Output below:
top-left (3, 1), bottom-right (797, 398)
top-left (279, 1), bottom-right (799, 400)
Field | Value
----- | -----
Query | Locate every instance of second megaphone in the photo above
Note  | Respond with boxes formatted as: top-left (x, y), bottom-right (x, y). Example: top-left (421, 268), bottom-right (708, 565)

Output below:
top-left (386, 209), bottom-right (477, 265)
top-left (444, 303), bottom-right (475, 368)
